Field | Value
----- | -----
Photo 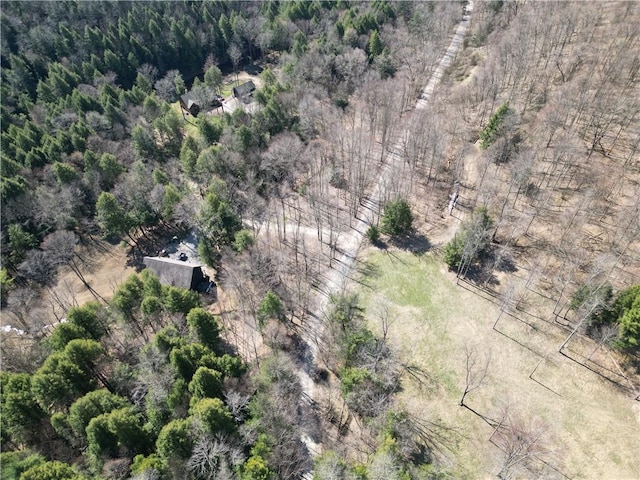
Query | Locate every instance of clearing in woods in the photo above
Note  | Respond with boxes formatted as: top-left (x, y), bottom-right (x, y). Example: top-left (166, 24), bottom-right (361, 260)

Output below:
top-left (354, 246), bottom-right (640, 479)
top-left (51, 242), bottom-right (137, 314)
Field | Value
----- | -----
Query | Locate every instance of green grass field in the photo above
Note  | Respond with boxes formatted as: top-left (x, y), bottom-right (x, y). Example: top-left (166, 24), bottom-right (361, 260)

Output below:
top-left (357, 251), bottom-right (460, 389)
top-left (170, 101), bottom-right (200, 138)
top-left (219, 84), bottom-right (234, 98)
top-left (353, 247), bottom-right (640, 479)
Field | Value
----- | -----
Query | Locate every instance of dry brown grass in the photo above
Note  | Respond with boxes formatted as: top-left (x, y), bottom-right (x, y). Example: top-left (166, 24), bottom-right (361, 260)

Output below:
top-left (354, 245), bottom-right (640, 479)
top-left (46, 241), bottom-right (137, 319)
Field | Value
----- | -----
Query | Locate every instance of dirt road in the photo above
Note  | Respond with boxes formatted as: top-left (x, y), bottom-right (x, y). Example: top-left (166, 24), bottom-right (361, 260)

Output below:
top-left (296, 0), bottom-right (475, 462)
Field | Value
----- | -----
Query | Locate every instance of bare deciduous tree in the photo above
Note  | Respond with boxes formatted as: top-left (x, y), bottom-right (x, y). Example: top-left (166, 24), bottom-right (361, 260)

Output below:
top-left (41, 230), bottom-right (104, 302)
top-left (367, 450), bottom-right (405, 480)
top-left (187, 434), bottom-right (243, 480)
top-left (559, 280), bottom-right (612, 353)
top-left (459, 345), bottom-right (491, 408)
top-left (587, 323), bottom-right (619, 361)
top-left (373, 298), bottom-right (392, 343)
top-left (490, 404), bottom-right (552, 480)
top-left (228, 43), bottom-right (243, 85)
top-left (224, 390), bottom-right (251, 423)
top-left (494, 285), bottom-right (516, 330)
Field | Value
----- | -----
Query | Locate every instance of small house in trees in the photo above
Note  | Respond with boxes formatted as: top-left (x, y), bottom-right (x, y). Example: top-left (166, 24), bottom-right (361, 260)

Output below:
top-left (232, 81), bottom-right (256, 102)
top-left (143, 256), bottom-right (207, 291)
top-left (180, 92), bottom-right (201, 116)
top-left (180, 90), bottom-right (223, 117)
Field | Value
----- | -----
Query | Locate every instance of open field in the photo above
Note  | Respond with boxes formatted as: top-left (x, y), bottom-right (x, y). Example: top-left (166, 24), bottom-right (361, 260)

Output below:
top-left (1, 241), bottom-right (137, 333)
top-left (56, 243), bottom-right (137, 308)
top-left (354, 246), bottom-right (640, 479)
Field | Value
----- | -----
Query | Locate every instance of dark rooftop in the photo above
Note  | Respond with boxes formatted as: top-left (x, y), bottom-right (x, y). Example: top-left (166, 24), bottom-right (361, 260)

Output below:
top-left (143, 256), bottom-right (205, 290)
top-left (233, 80), bottom-right (256, 98)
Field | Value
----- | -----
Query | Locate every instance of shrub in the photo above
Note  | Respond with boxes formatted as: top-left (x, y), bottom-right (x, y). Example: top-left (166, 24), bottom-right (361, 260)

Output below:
top-left (443, 234), bottom-right (464, 269)
top-left (52, 162), bottom-right (77, 184)
top-left (189, 398), bottom-right (235, 435)
top-left (570, 283), bottom-right (612, 313)
top-left (575, 284), bottom-right (640, 350)
top-left (380, 199), bottom-right (413, 236)
top-left (257, 291), bottom-right (285, 327)
top-left (335, 97), bottom-right (349, 109)
top-left (366, 225), bottom-right (380, 244)
top-left (479, 102), bottom-right (509, 149)
top-left (617, 300), bottom-right (640, 349)
top-left (443, 206), bottom-right (494, 271)
top-left (607, 285), bottom-right (640, 349)
top-left (130, 454), bottom-right (167, 478)
top-left (20, 460), bottom-right (83, 480)
top-left (339, 367), bottom-right (372, 396)
top-left (0, 451), bottom-right (46, 480)
top-left (197, 239), bottom-right (219, 267)
top-left (233, 229), bottom-right (254, 252)
top-left (156, 419), bottom-right (193, 460)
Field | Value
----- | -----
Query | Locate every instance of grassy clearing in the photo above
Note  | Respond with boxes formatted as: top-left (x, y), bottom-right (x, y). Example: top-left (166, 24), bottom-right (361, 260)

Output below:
top-left (219, 83), bottom-right (234, 98)
top-left (170, 101), bottom-right (200, 139)
top-left (353, 246), bottom-right (640, 479)
top-left (219, 75), bottom-right (244, 98)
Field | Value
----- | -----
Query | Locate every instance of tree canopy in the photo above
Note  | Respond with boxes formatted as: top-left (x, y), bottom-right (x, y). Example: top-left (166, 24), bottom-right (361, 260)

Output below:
top-left (380, 199), bottom-right (414, 236)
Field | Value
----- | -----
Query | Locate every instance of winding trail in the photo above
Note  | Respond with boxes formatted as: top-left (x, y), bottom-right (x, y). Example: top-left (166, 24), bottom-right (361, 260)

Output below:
top-left (297, 1), bottom-right (475, 463)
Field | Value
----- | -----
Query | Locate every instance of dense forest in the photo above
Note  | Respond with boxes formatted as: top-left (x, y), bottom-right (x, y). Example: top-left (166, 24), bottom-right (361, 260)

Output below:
top-left (1, 0), bottom-right (639, 479)
top-left (0, 1), bottom-right (461, 478)
top-left (0, 0), bottom-right (448, 302)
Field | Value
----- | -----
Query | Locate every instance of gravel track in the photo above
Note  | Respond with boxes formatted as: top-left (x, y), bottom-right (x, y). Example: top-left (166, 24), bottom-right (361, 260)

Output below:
top-left (295, 1), bottom-right (475, 465)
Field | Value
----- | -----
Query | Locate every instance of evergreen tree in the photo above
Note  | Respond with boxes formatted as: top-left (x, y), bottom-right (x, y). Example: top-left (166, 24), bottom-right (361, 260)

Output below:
top-left (368, 29), bottom-right (384, 59)
top-left (380, 199), bottom-right (413, 236)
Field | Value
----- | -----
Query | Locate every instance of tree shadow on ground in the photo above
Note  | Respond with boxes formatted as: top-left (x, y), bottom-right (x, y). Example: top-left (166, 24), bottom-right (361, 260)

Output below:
top-left (494, 252), bottom-right (518, 273)
top-left (458, 262), bottom-right (499, 287)
top-left (124, 227), bottom-right (189, 271)
top-left (627, 351), bottom-right (640, 377)
top-left (352, 259), bottom-right (380, 289)
top-left (126, 250), bottom-right (146, 272)
top-left (370, 239), bottom-right (388, 250)
top-left (244, 63), bottom-right (264, 75)
top-left (560, 346), bottom-right (637, 395)
top-left (460, 247), bottom-right (519, 287)
top-left (387, 232), bottom-right (431, 256)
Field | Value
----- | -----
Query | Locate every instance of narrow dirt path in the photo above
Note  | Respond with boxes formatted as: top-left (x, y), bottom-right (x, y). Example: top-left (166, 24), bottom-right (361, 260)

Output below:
top-left (297, 1), bottom-right (476, 464)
